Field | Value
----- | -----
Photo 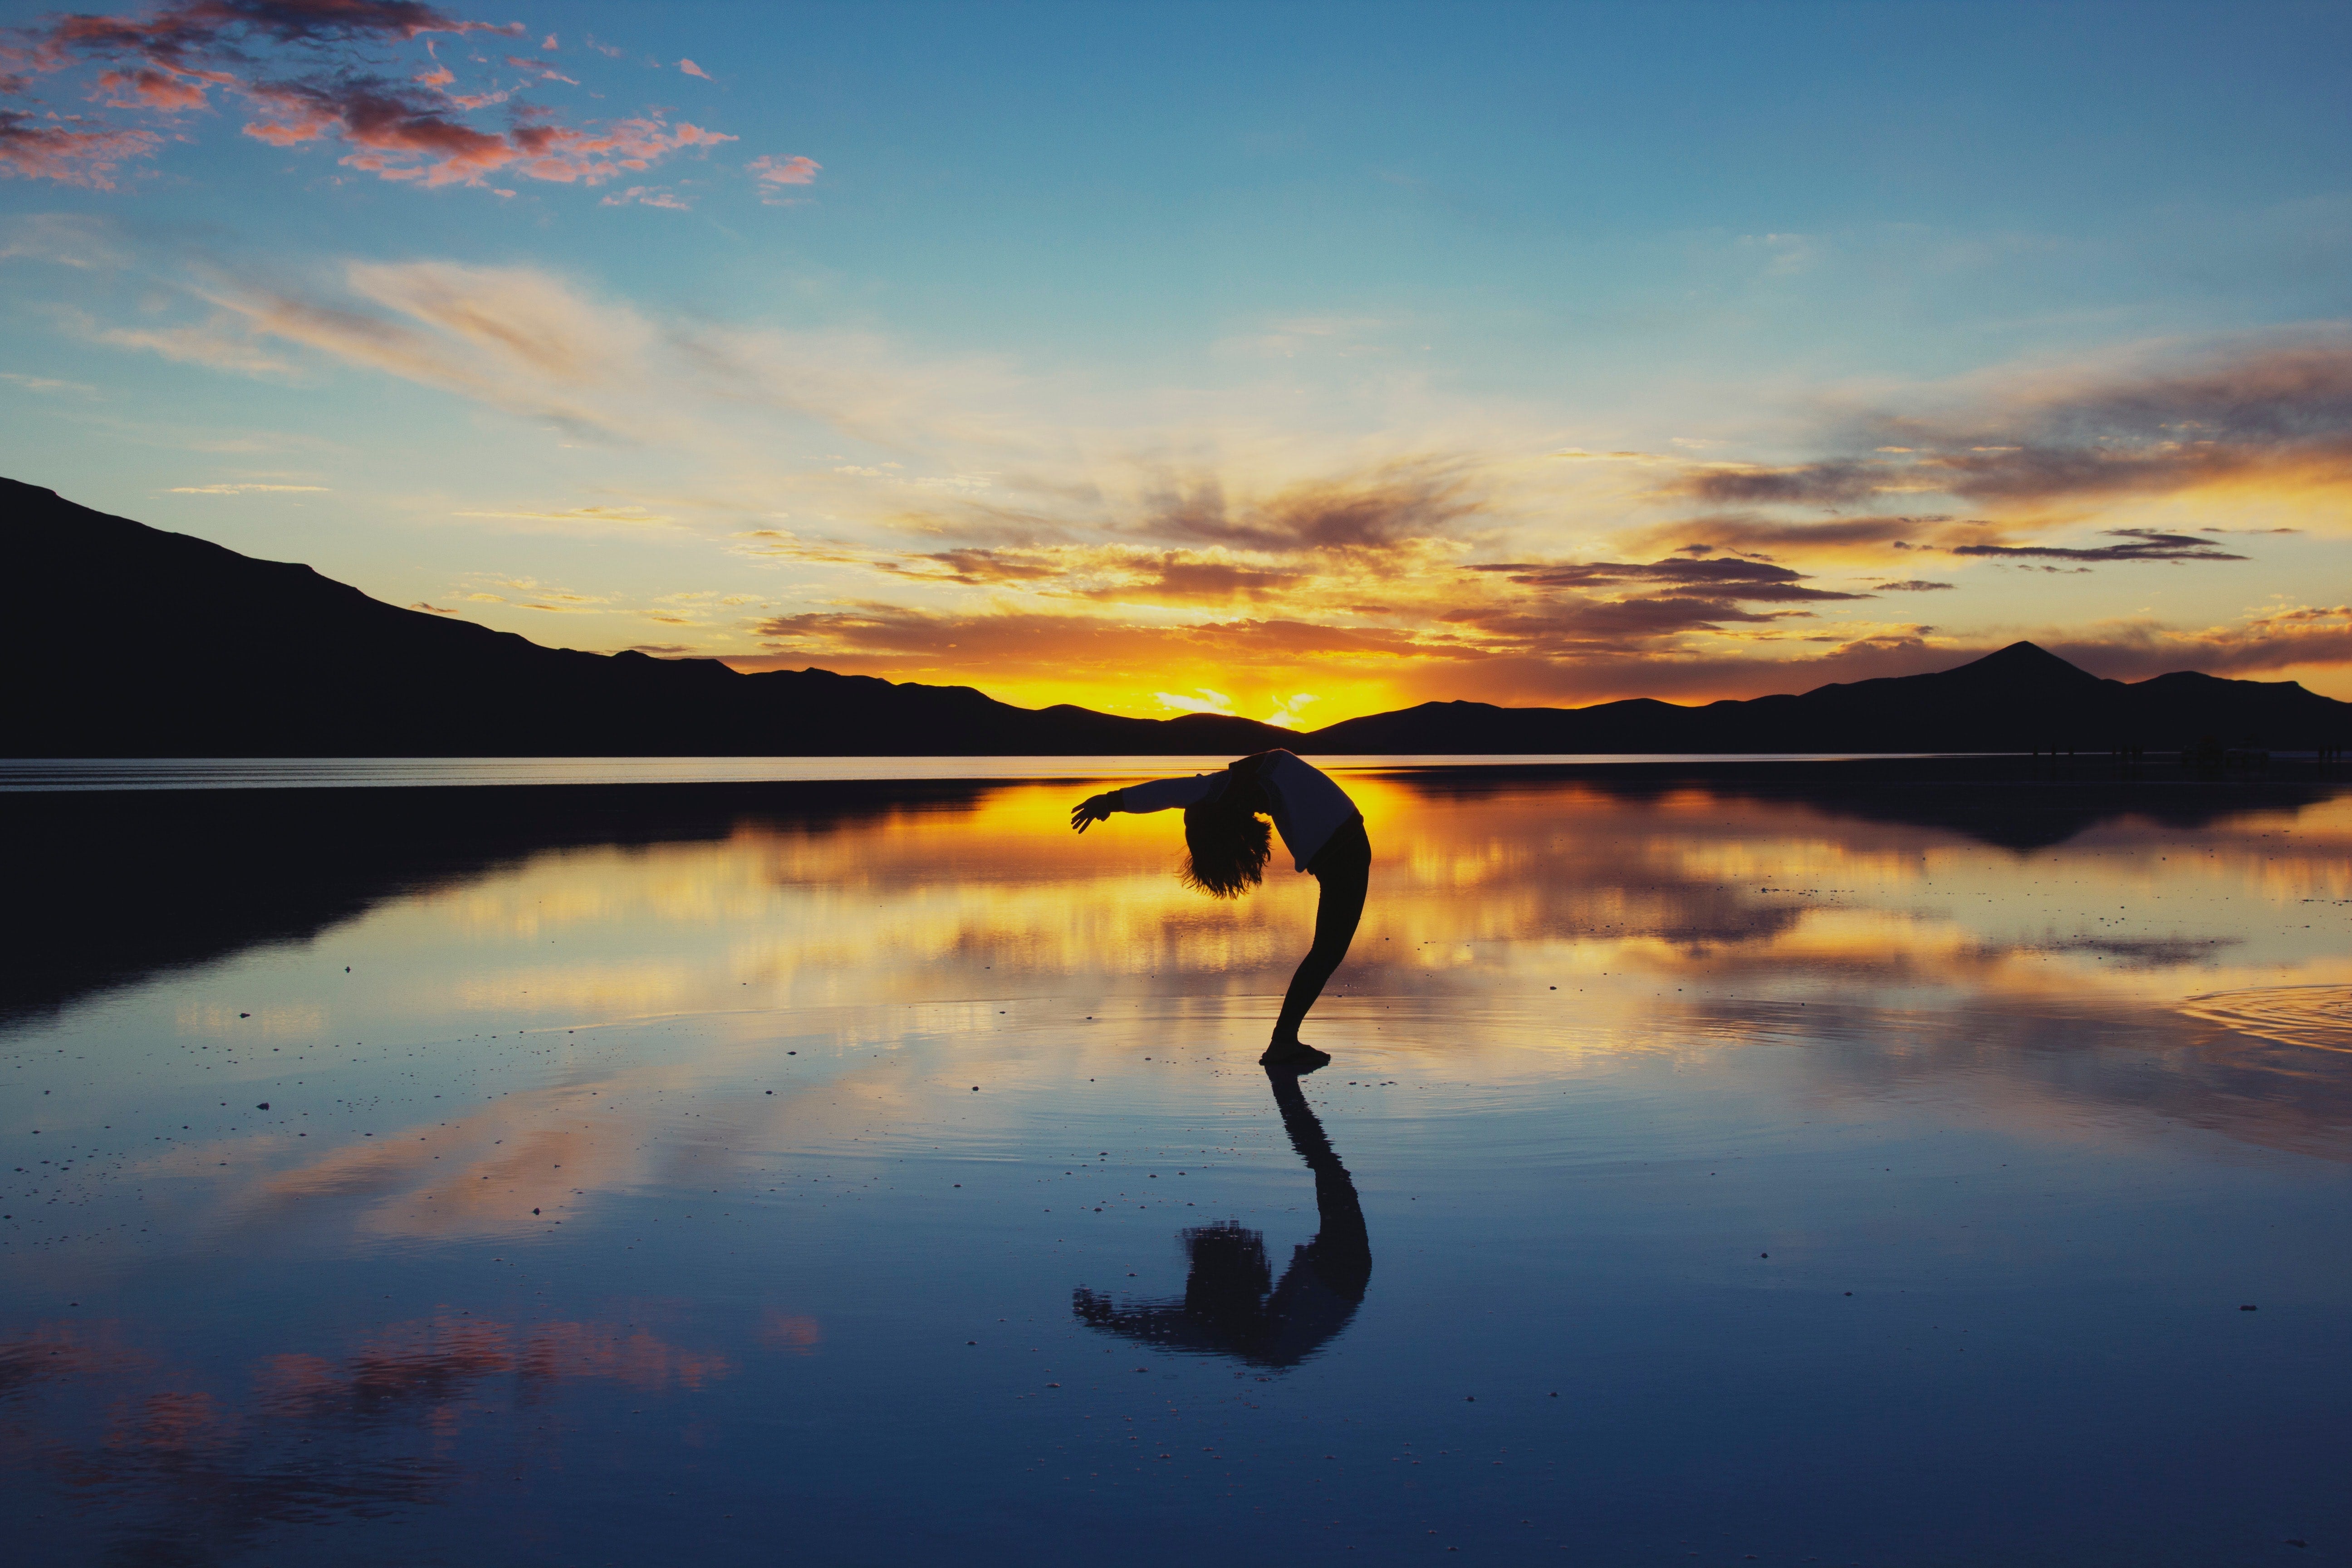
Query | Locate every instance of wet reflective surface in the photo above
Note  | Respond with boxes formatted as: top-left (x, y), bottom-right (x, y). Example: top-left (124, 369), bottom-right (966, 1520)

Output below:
top-left (5, 770), bottom-right (2350, 1565)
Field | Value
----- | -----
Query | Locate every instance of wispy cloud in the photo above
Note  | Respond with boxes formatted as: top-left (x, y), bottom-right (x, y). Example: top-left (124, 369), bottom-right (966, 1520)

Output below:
top-left (65, 306), bottom-right (299, 375)
top-left (1949, 527), bottom-right (2248, 564)
top-left (2040, 604), bottom-right (2352, 682)
top-left (0, 109), bottom-right (161, 188)
top-left (1140, 461), bottom-right (1478, 553)
top-left (448, 574), bottom-right (614, 612)
top-left (0, 369), bottom-right (97, 394)
top-left (107, 260), bottom-right (666, 436)
top-left (43, 233), bottom-right (2352, 711)
top-left (167, 481), bottom-right (327, 493)
top-left (66, 253), bottom-right (1040, 460)
top-left (1470, 554), bottom-right (1870, 603)
top-left (504, 55), bottom-right (577, 85)
top-left (600, 183), bottom-right (691, 210)
top-left (452, 503), bottom-right (679, 529)
top-left (1671, 339), bottom-right (2352, 512)
top-left (746, 152), bottom-right (817, 202)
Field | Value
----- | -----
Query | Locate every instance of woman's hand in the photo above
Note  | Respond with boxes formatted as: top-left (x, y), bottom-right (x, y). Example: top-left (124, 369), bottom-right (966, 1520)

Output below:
top-left (1070, 792), bottom-right (1117, 833)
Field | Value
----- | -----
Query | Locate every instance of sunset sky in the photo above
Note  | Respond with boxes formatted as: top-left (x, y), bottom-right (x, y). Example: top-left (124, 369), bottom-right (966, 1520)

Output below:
top-left (4, 0), bottom-right (2350, 725)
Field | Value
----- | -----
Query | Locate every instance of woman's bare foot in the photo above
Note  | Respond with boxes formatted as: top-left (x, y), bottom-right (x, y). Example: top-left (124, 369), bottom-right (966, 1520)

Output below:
top-left (1259, 1039), bottom-right (1331, 1071)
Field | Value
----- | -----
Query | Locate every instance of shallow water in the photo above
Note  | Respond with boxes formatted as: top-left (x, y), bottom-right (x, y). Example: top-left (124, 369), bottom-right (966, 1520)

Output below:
top-left (5, 772), bottom-right (2350, 1566)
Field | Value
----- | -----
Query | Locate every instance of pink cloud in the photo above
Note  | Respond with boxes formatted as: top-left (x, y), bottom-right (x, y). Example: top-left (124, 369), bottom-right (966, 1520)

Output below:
top-left (0, 108), bottom-right (161, 187)
top-left (505, 113), bottom-right (735, 185)
top-left (540, 34), bottom-right (557, 50)
top-left (504, 56), bottom-right (577, 84)
top-left (245, 77), bottom-right (737, 188)
top-left (747, 152), bottom-right (818, 200)
top-left (96, 66), bottom-right (209, 110)
top-left (44, 1), bottom-right (519, 72)
top-left (445, 84), bottom-right (521, 109)
top-left (17, 2), bottom-right (737, 199)
top-left (678, 58), bottom-right (710, 79)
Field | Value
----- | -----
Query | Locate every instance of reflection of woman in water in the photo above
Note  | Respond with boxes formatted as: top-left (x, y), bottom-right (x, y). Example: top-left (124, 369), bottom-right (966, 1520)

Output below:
top-left (1071, 749), bottom-right (1369, 1070)
top-left (1073, 1068), bottom-right (1372, 1368)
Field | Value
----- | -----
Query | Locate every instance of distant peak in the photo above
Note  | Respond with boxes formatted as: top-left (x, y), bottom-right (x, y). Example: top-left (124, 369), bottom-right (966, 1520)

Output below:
top-left (1949, 640), bottom-right (2101, 684)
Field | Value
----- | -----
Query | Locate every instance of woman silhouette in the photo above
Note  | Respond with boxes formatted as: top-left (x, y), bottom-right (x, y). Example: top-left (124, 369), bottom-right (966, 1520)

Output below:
top-left (1071, 749), bottom-right (1369, 1069)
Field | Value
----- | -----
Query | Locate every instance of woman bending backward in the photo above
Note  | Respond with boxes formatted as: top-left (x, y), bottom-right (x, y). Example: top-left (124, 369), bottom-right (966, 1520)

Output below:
top-left (1071, 750), bottom-right (1369, 1070)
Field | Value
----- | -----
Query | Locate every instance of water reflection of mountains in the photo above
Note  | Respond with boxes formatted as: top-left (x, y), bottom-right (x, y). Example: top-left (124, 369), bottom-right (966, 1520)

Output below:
top-left (1384, 757), bottom-right (2347, 851)
top-left (5, 768), bottom-right (2342, 1026)
top-left (1, 780), bottom-right (980, 1027)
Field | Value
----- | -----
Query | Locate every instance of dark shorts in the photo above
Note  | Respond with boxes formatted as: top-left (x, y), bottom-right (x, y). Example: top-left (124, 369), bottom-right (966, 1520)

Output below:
top-left (1306, 815), bottom-right (1371, 881)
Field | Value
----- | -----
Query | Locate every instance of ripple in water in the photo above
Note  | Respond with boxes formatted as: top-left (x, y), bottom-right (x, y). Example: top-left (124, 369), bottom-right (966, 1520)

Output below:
top-left (2178, 984), bottom-right (2352, 1054)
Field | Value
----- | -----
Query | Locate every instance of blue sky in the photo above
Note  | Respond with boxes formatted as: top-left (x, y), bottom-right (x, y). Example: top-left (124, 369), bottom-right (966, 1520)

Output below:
top-left (5, 0), bottom-right (2349, 721)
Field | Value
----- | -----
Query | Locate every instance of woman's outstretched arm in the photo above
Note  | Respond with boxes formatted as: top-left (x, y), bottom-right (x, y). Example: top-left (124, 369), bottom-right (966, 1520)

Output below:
top-left (1069, 774), bottom-right (1220, 833)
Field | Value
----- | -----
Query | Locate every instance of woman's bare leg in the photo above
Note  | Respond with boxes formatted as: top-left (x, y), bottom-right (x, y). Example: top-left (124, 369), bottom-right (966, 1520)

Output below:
top-left (1263, 823), bottom-right (1369, 1066)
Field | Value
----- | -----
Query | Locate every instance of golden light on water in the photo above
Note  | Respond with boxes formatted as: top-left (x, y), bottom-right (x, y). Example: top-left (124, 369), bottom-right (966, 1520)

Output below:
top-left (48, 777), bottom-right (2342, 1258)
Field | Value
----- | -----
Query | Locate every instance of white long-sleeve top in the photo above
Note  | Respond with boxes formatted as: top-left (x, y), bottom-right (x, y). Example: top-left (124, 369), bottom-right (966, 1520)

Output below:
top-left (1117, 750), bottom-right (1361, 872)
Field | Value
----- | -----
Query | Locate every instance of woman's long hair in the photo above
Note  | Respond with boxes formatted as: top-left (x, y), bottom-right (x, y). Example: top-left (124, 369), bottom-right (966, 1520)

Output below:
top-left (1181, 795), bottom-right (1271, 897)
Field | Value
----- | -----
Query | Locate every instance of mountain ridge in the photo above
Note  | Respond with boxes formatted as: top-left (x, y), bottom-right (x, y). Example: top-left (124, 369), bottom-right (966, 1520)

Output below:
top-left (6, 477), bottom-right (2347, 756)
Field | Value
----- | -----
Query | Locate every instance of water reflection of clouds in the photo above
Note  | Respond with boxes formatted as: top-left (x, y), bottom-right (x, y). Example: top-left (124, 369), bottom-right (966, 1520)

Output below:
top-left (17, 774), bottom-right (2352, 1264)
top-left (154, 1038), bottom-right (964, 1247)
top-left (1, 1310), bottom-right (742, 1558)
top-left (161, 783), bottom-right (2348, 1042)
top-left (7, 771), bottom-right (2352, 1563)
top-left (738, 799), bottom-right (2316, 986)
top-left (1735, 993), bottom-right (2352, 1162)
top-left (261, 1313), bottom-right (738, 1407)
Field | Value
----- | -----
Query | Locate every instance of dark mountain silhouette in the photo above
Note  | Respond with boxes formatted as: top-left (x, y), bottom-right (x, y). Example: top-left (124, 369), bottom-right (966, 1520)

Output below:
top-left (1313, 640), bottom-right (2352, 752)
top-left (6, 477), bottom-right (2348, 756)
top-left (3, 478), bottom-right (1293, 757)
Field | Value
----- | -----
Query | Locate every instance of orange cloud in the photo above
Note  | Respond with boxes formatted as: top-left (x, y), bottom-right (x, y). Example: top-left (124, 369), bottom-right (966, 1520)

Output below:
top-left (718, 587), bottom-right (2352, 715)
